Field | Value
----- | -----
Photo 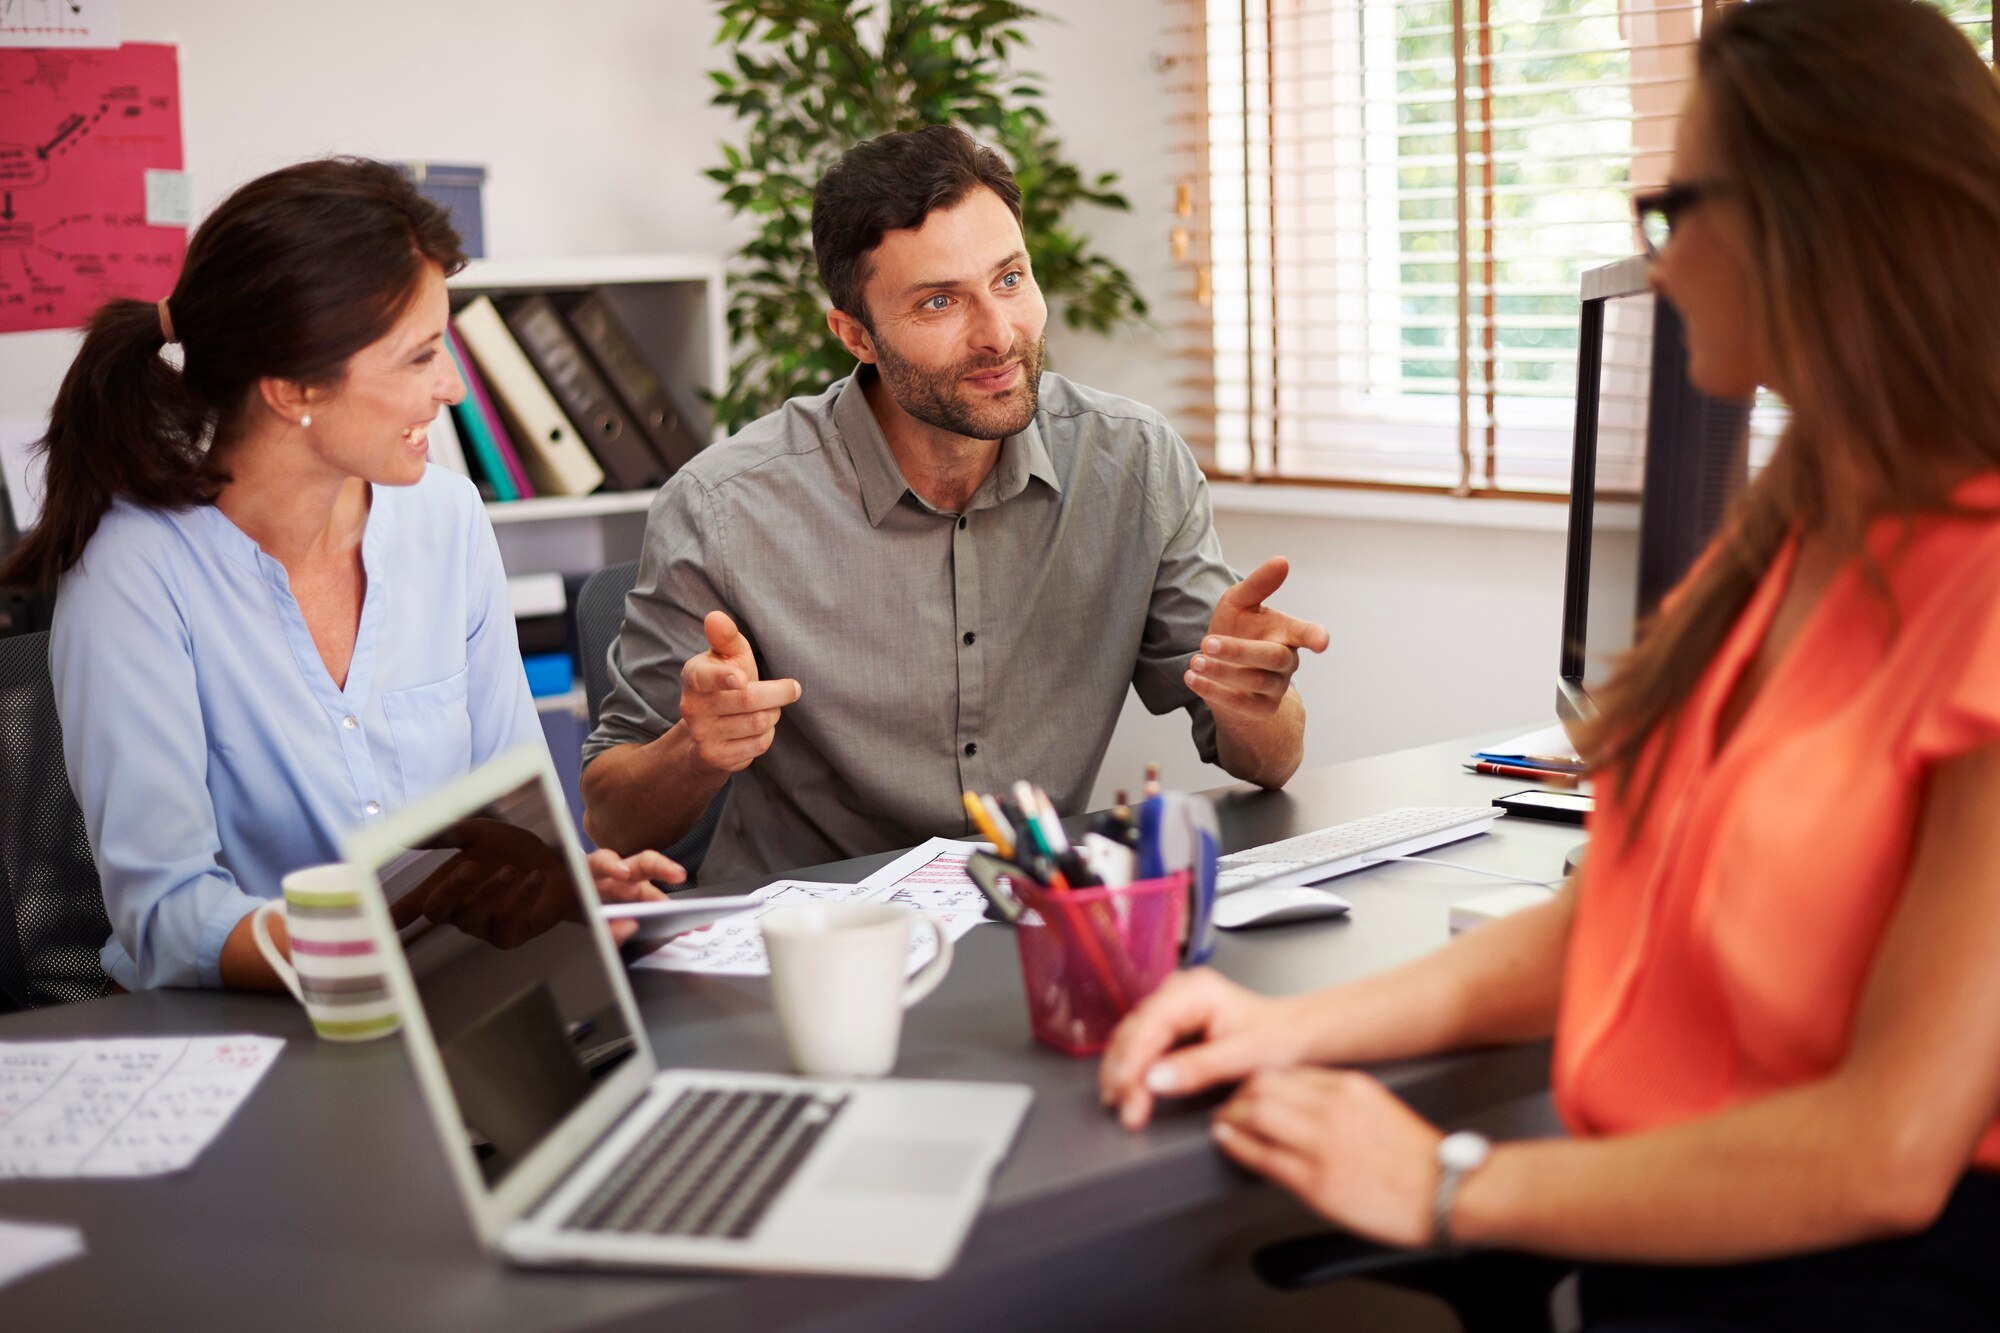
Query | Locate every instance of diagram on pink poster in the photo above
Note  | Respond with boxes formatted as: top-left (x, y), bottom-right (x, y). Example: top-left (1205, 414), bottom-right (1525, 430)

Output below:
top-left (0, 42), bottom-right (185, 334)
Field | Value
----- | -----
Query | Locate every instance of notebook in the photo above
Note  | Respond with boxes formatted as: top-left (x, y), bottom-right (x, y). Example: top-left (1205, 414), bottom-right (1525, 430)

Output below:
top-left (343, 746), bottom-right (1031, 1278)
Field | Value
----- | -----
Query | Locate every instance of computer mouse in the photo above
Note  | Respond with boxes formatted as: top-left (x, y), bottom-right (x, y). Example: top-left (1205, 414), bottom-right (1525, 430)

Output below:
top-left (1213, 884), bottom-right (1353, 930)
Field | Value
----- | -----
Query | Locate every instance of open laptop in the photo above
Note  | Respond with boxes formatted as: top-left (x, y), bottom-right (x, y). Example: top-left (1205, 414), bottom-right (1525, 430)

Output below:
top-left (343, 745), bottom-right (1032, 1279)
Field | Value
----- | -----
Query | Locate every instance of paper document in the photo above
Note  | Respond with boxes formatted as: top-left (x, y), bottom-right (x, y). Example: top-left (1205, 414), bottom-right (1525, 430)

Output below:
top-left (633, 874), bottom-right (984, 978)
top-left (1475, 722), bottom-right (1583, 767)
top-left (0, 1035), bottom-right (284, 1178)
top-left (0, 1219), bottom-right (84, 1292)
top-left (859, 837), bottom-right (995, 916)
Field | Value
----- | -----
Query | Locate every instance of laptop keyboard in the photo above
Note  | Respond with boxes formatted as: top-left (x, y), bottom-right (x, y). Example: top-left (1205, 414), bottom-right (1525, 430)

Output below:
top-left (563, 1087), bottom-right (849, 1241)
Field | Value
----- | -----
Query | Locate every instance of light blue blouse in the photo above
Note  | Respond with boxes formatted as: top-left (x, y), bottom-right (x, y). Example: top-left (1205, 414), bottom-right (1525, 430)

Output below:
top-left (50, 466), bottom-right (545, 990)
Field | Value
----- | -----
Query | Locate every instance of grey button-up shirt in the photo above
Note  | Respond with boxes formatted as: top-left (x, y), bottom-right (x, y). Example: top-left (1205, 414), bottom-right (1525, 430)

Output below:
top-left (583, 368), bottom-right (1238, 882)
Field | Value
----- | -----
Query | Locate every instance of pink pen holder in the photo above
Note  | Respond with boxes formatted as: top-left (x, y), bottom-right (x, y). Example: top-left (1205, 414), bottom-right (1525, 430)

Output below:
top-left (1011, 872), bottom-right (1188, 1056)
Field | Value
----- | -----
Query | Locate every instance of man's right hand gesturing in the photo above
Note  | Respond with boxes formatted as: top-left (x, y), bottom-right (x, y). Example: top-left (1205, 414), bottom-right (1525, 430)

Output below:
top-left (677, 610), bottom-right (802, 775)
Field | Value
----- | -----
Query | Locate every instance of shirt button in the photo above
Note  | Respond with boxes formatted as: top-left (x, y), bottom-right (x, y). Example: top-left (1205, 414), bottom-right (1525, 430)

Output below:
top-left (341, 715), bottom-right (358, 730)
top-left (957, 516), bottom-right (967, 530)
top-left (963, 742), bottom-right (978, 757)
top-left (363, 800), bottom-right (382, 817)
top-left (962, 631), bottom-right (976, 646)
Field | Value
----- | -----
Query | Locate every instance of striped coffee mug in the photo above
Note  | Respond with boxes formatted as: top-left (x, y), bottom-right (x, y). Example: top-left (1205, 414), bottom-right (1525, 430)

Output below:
top-left (250, 863), bottom-right (401, 1042)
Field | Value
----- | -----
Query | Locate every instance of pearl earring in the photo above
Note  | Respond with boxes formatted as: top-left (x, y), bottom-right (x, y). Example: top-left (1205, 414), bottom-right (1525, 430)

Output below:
top-left (299, 414), bottom-right (312, 428)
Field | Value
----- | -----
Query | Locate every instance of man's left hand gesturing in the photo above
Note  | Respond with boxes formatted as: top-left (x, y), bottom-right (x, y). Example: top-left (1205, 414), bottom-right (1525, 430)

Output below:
top-left (1190, 556), bottom-right (1329, 722)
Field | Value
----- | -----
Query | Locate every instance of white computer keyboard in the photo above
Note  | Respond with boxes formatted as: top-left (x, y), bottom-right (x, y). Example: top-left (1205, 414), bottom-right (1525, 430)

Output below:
top-left (1216, 806), bottom-right (1500, 895)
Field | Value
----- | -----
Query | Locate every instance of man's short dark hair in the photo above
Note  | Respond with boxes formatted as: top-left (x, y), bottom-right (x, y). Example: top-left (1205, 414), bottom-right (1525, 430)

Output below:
top-left (811, 125), bottom-right (1024, 328)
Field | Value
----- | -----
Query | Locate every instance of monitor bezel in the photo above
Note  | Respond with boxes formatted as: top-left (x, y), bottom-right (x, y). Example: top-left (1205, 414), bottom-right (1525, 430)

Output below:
top-left (1558, 256), bottom-right (1653, 722)
top-left (343, 744), bottom-right (660, 1250)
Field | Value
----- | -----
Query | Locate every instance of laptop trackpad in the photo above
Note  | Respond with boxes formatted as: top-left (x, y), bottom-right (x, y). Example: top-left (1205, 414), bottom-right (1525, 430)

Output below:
top-left (820, 1139), bottom-right (982, 1196)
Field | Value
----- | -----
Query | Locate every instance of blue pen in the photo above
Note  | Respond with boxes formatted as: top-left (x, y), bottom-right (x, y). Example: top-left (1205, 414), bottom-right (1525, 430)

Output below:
top-left (1136, 792), bottom-right (1165, 880)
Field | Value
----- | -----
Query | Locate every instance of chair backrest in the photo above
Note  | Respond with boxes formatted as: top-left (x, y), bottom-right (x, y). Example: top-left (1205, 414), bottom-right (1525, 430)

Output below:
top-left (575, 560), bottom-right (639, 733)
top-left (0, 631), bottom-right (111, 1009)
top-left (572, 562), bottom-right (727, 879)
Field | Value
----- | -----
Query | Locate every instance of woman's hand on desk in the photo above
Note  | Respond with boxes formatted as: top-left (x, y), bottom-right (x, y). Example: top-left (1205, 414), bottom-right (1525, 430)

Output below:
top-left (586, 849), bottom-right (684, 945)
top-left (1210, 1067), bottom-right (1439, 1249)
top-left (1098, 969), bottom-right (1312, 1129)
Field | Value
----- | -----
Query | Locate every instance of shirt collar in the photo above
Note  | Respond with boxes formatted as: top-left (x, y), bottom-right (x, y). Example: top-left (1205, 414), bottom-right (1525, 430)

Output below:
top-left (832, 365), bottom-right (1064, 529)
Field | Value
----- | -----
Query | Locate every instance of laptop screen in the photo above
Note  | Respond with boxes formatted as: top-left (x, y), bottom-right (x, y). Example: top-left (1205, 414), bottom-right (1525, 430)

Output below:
top-left (370, 773), bottom-right (638, 1190)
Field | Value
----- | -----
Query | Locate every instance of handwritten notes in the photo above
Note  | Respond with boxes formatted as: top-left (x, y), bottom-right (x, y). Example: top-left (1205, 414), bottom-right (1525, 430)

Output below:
top-left (860, 838), bottom-right (995, 962)
top-left (0, 1035), bottom-right (283, 1178)
top-left (632, 861), bottom-right (991, 979)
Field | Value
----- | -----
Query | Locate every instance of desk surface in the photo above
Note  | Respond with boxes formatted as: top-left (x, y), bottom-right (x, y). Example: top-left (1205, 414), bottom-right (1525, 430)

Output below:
top-left (0, 734), bottom-right (1577, 1331)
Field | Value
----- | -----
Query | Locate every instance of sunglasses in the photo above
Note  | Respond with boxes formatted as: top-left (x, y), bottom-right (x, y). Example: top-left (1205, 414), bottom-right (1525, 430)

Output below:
top-left (1631, 179), bottom-right (1730, 259)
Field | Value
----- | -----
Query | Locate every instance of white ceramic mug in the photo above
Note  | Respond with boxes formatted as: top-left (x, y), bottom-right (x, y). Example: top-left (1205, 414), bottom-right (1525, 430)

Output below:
top-left (250, 863), bottom-right (401, 1042)
top-left (759, 902), bottom-right (953, 1078)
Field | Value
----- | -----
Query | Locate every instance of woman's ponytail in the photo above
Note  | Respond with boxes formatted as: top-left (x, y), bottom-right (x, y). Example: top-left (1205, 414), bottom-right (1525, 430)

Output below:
top-left (0, 296), bottom-right (215, 590)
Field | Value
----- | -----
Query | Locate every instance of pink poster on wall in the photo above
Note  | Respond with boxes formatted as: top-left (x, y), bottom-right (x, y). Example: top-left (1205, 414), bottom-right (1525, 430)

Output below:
top-left (0, 42), bottom-right (185, 335)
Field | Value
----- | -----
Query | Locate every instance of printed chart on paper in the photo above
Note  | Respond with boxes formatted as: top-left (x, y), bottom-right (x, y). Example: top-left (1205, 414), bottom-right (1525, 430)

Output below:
top-left (0, 41), bottom-right (184, 333)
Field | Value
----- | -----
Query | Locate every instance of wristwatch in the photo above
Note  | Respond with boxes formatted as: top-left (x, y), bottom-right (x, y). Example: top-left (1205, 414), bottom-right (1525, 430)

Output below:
top-left (1432, 1130), bottom-right (1491, 1249)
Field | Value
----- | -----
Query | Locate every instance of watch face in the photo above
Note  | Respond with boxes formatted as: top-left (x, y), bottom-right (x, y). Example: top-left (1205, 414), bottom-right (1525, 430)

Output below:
top-left (1440, 1131), bottom-right (1490, 1171)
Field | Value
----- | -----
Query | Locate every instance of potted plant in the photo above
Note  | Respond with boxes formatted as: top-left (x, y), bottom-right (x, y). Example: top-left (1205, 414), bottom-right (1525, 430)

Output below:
top-left (707, 0), bottom-right (1150, 433)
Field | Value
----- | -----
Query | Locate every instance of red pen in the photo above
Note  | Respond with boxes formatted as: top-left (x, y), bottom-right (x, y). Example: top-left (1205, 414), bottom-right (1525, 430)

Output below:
top-left (1468, 760), bottom-right (1581, 788)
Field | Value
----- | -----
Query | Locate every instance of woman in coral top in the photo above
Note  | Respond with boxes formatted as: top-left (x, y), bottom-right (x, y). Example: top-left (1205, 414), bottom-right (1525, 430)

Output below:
top-left (1098, 1), bottom-right (2000, 1325)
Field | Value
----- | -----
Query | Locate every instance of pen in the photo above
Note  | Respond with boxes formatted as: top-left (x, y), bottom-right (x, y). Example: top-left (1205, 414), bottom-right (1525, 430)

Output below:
top-left (1027, 787), bottom-right (1100, 887)
top-left (981, 794), bottom-right (1014, 853)
top-left (962, 790), bottom-right (1015, 860)
top-left (1468, 760), bottom-right (1581, 789)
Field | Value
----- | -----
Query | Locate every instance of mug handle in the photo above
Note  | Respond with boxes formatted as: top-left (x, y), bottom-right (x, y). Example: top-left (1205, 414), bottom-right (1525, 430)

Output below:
top-left (250, 900), bottom-right (306, 1004)
top-left (900, 911), bottom-right (954, 1008)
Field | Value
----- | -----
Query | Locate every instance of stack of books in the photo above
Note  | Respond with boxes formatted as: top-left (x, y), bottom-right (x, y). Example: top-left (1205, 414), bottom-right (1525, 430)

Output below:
top-left (427, 288), bottom-right (704, 501)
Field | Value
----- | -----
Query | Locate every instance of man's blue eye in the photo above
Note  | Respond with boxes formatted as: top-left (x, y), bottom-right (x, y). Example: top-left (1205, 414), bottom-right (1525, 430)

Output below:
top-left (1001, 272), bottom-right (1020, 288)
top-left (926, 295), bottom-right (950, 311)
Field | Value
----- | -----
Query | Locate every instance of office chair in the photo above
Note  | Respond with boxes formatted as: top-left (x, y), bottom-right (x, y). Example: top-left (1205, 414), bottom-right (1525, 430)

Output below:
top-left (574, 561), bottom-right (727, 879)
top-left (0, 630), bottom-right (112, 1010)
top-left (1255, 1232), bottom-right (1570, 1332)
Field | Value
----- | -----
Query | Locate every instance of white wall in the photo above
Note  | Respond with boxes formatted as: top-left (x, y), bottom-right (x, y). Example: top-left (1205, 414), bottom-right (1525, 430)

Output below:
top-left (0, 0), bottom-right (1573, 804)
top-left (1090, 505), bottom-right (1576, 806)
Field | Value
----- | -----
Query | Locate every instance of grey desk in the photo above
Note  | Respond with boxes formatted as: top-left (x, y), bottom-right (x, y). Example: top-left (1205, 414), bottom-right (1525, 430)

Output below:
top-left (1, 735), bottom-right (1576, 1331)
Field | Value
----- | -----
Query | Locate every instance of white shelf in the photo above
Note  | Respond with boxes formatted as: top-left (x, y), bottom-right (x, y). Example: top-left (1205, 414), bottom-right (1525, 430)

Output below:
top-left (485, 490), bottom-right (656, 524)
top-left (534, 686), bottom-right (587, 718)
top-left (450, 254), bottom-right (723, 290)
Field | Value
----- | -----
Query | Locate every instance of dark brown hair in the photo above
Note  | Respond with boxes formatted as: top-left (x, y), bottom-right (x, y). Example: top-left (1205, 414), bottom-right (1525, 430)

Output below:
top-left (0, 156), bottom-right (465, 590)
top-left (810, 125), bottom-right (1023, 327)
top-left (1576, 0), bottom-right (2000, 822)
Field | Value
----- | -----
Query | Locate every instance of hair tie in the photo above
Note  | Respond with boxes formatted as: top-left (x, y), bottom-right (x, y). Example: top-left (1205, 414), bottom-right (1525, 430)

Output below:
top-left (157, 298), bottom-right (178, 344)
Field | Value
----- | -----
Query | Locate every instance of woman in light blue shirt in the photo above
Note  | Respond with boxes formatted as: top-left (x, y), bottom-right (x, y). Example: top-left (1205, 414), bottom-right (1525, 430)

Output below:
top-left (1, 159), bottom-right (676, 990)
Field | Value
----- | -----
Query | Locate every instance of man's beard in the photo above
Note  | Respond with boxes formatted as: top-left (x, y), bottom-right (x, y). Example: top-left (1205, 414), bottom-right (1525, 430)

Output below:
top-left (872, 330), bottom-right (1047, 441)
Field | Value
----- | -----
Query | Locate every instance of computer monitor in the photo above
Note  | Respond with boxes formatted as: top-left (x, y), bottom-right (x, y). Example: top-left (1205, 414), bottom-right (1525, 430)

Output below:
top-left (1557, 256), bottom-right (1750, 723)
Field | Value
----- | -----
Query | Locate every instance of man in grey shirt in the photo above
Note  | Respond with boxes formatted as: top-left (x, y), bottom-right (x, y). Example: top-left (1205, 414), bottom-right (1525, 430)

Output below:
top-left (582, 126), bottom-right (1326, 882)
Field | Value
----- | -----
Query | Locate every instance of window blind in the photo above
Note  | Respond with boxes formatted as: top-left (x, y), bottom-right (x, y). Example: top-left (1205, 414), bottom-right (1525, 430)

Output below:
top-left (1166, 0), bottom-right (1997, 495)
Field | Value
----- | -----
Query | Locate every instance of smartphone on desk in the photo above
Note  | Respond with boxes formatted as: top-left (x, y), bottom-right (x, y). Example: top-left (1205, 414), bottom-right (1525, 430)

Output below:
top-left (1493, 789), bottom-right (1594, 826)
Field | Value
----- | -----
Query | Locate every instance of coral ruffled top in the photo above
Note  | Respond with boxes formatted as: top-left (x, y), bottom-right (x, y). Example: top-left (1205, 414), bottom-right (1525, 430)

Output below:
top-left (1554, 473), bottom-right (2000, 1167)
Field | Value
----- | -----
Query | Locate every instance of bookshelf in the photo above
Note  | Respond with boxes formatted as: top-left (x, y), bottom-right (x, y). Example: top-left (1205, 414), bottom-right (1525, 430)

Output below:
top-left (446, 253), bottom-right (726, 578)
top-left (447, 256), bottom-right (726, 739)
